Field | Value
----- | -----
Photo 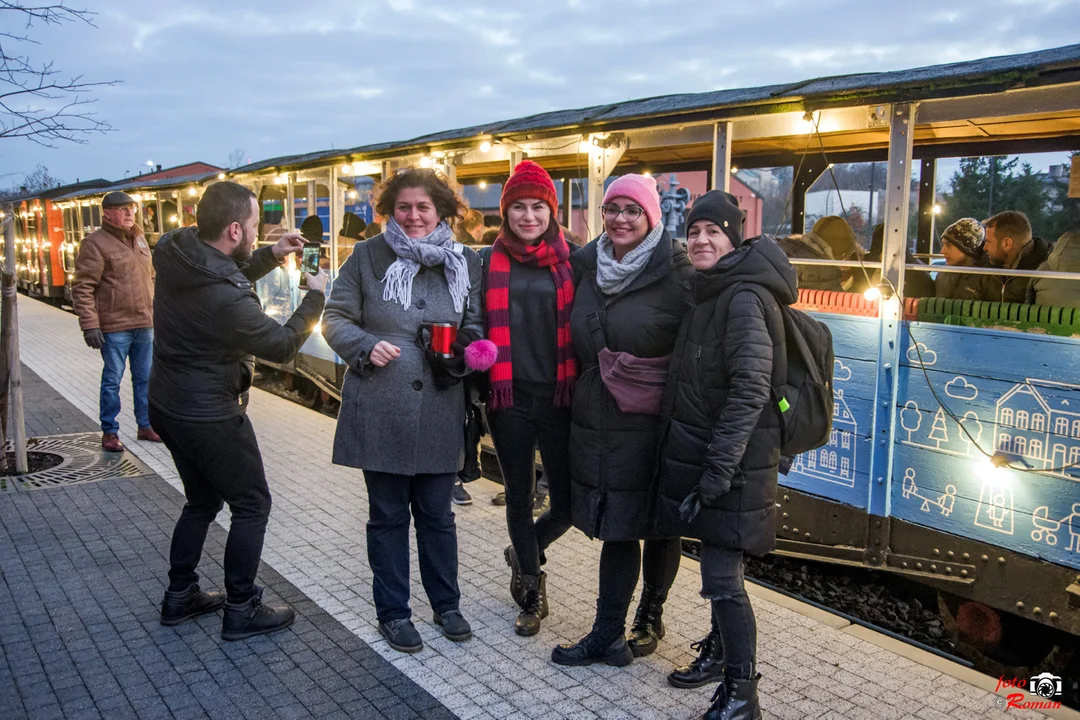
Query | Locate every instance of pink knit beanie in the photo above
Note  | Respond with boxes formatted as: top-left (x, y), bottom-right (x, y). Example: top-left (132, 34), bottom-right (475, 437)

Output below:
top-left (603, 174), bottom-right (662, 229)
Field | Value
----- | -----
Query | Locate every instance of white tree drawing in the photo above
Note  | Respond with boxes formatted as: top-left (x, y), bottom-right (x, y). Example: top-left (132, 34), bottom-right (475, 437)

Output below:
top-left (901, 400), bottom-right (921, 443)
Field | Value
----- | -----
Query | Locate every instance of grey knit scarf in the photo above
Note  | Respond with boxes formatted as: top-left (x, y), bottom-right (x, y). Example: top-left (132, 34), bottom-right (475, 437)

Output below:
top-left (595, 221), bottom-right (665, 295)
top-left (382, 218), bottom-right (470, 313)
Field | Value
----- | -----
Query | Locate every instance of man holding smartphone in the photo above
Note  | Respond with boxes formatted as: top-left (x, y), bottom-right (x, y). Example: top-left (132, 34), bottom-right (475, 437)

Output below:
top-left (150, 181), bottom-right (328, 640)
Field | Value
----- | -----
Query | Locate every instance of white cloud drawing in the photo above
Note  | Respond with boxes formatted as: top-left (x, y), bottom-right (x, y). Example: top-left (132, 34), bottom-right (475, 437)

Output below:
top-left (833, 360), bottom-right (852, 382)
top-left (906, 342), bottom-right (937, 366)
top-left (945, 376), bottom-right (979, 401)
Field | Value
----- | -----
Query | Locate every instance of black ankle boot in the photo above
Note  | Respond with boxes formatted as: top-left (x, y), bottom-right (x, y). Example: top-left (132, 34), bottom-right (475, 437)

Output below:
top-left (702, 672), bottom-right (762, 720)
top-left (627, 583), bottom-right (667, 657)
top-left (551, 613), bottom-right (633, 668)
top-left (515, 573), bottom-right (548, 637)
top-left (160, 583), bottom-right (225, 626)
top-left (669, 623), bottom-right (725, 689)
top-left (504, 545), bottom-right (526, 608)
top-left (221, 587), bottom-right (295, 641)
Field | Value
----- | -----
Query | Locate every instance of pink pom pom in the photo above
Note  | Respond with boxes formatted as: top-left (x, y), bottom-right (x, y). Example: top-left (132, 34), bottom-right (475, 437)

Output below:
top-left (465, 339), bottom-right (498, 371)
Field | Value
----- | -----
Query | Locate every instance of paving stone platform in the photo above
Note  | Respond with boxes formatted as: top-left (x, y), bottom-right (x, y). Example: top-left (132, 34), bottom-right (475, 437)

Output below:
top-left (2, 297), bottom-right (1060, 720)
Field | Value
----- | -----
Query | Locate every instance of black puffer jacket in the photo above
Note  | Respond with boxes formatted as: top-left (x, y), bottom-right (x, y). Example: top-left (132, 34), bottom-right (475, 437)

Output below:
top-left (657, 236), bottom-right (797, 555)
top-left (569, 232), bottom-right (693, 541)
top-left (150, 228), bottom-right (324, 422)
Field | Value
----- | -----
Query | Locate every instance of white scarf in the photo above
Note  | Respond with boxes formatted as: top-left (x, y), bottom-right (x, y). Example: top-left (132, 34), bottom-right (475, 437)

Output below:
top-left (382, 218), bottom-right (470, 313)
top-left (595, 222), bottom-right (665, 295)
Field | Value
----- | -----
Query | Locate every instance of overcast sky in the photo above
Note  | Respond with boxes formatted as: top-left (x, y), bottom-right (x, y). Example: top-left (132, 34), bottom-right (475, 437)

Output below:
top-left (4, 0), bottom-right (1080, 186)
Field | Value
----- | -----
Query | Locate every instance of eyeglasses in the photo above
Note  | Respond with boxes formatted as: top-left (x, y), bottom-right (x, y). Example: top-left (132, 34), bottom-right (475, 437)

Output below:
top-left (601, 205), bottom-right (644, 222)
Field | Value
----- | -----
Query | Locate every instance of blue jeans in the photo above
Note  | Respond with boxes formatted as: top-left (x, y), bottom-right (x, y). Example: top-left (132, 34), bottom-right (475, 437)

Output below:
top-left (363, 471), bottom-right (460, 623)
top-left (99, 328), bottom-right (153, 433)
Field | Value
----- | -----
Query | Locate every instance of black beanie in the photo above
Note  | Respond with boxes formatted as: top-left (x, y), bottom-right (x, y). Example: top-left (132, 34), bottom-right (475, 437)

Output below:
top-left (300, 215), bottom-right (324, 244)
top-left (685, 190), bottom-right (745, 246)
top-left (340, 211), bottom-right (367, 240)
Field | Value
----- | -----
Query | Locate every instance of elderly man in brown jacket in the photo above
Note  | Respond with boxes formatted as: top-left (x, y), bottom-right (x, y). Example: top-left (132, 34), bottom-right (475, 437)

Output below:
top-left (73, 191), bottom-right (161, 451)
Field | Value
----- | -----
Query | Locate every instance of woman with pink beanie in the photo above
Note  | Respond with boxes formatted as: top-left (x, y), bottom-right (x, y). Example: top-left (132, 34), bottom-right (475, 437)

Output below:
top-left (551, 174), bottom-right (694, 667)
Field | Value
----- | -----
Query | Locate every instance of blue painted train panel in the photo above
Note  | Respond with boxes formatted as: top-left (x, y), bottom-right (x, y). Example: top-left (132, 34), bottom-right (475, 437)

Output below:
top-left (894, 321), bottom-right (1080, 571)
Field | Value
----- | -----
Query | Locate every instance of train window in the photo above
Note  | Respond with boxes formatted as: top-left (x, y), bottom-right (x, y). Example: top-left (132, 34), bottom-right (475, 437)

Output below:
top-left (805, 161), bottom-right (919, 252)
top-left (291, 182), bottom-right (331, 243)
top-left (91, 206), bottom-right (101, 227)
top-left (934, 151), bottom-right (1073, 244)
top-left (734, 167), bottom-right (792, 238)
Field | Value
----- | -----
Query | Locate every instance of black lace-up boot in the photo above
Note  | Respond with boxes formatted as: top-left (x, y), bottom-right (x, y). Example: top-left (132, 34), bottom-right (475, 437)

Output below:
top-left (221, 587), bottom-right (295, 641)
top-left (627, 583), bottom-right (668, 657)
top-left (669, 617), bottom-right (725, 688)
top-left (515, 573), bottom-right (548, 636)
top-left (702, 671), bottom-right (762, 720)
top-left (160, 583), bottom-right (225, 626)
top-left (551, 599), bottom-right (633, 667)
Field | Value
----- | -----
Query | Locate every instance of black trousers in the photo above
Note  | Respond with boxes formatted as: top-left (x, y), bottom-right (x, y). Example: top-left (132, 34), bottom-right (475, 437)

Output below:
top-left (701, 543), bottom-right (756, 680)
top-left (363, 471), bottom-right (460, 623)
top-left (593, 537), bottom-right (682, 637)
top-left (153, 408), bottom-right (271, 604)
top-left (487, 389), bottom-right (572, 577)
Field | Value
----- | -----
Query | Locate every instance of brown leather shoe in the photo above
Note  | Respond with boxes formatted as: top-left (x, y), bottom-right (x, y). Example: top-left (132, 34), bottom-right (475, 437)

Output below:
top-left (102, 433), bottom-right (123, 452)
top-left (137, 427), bottom-right (162, 442)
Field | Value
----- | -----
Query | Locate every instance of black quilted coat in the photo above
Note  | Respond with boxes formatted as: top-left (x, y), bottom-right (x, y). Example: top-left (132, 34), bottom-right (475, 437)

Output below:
top-left (568, 232), bottom-right (693, 541)
top-left (657, 236), bottom-right (797, 555)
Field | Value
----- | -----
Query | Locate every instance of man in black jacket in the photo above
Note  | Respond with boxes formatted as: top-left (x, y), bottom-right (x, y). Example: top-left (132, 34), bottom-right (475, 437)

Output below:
top-left (151, 181), bottom-right (327, 640)
top-left (976, 211), bottom-right (1053, 304)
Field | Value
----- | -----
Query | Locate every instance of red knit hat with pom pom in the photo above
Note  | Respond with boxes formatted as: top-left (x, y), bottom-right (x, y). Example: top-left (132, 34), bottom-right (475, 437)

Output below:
top-left (500, 160), bottom-right (558, 217)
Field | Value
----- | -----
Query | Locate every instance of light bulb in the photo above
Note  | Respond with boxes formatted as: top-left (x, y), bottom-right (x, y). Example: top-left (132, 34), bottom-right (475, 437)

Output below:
top-left (478, 180), bottom-right (488, 190)
top-left (419, 156), bottom-right (433, 169)
top-left (341, 164), bottom-right (352, 175)
top-left (479, 141), bottom-right (491, 153)
top-left (187, 187), bottom-right (197, 197)
top-left (863, 286), bottom-right (881, 302)
top-left (217, 173), bottom-right (226, 180)
top-left (932, 204), bottom-right (942, 215)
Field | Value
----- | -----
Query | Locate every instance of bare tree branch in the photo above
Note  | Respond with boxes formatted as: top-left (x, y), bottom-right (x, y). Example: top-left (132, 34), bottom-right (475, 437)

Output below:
top-left (0, 1), bottom-right (117, 148)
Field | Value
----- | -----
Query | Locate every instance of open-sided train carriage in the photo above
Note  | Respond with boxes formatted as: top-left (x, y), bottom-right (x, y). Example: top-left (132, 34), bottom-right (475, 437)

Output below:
top-left (28, 44), bottom-right (1080, 664)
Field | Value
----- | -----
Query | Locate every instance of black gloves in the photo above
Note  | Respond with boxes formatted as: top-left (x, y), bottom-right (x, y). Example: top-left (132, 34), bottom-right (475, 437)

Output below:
top-left (416, 327), bottom-right (468, 390)
top-left (83, 328), bottom-right (105, 349)
top-left (698, 469), bottom-right (733, 506)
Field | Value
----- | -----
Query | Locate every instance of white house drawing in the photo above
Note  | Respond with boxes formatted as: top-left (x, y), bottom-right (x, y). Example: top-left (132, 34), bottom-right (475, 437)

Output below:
top-left (790, 389), bottom-right (857, 487)
top-left (994, 379), bottom-right (1080, 479)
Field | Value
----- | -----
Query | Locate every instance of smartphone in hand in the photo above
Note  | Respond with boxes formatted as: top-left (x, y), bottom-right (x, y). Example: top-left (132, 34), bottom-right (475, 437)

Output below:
top-left (301, 242), bottom-right (321, 274)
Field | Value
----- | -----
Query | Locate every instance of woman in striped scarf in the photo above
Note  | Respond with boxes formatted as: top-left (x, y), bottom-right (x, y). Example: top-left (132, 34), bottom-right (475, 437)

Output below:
top-left (484, 160), bottom-right (577, 637)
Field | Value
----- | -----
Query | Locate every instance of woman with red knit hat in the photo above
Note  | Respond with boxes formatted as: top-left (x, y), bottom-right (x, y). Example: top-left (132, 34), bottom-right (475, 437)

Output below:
top-left (551, 174), bottom-right (693, 667)
top-left (485, 160), bottom-right (578, 636)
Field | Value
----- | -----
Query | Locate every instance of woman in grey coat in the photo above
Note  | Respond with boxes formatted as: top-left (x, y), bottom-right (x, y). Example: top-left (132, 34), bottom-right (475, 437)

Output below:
top-left (322, 169), bottom-right (485, 654)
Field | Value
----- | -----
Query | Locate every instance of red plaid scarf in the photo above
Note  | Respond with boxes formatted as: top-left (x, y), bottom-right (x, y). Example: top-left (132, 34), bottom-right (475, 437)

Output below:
top-left (486, 223), bottom-right (576, 410)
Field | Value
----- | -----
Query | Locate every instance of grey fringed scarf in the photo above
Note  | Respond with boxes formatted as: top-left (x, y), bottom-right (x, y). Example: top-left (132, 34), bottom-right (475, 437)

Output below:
top-left (595, 221), bottom-right (665, 295)
top-left (382, 218), bottom-right (470, 313)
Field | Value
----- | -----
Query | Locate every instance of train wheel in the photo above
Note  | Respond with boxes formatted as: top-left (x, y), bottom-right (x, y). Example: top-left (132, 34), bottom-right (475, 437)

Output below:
top-left (938, 592), bottom-right (1059, 670)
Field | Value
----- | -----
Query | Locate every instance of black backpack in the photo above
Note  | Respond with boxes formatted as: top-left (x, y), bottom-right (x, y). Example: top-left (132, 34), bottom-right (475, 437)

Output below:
top-left (736, 284), bottom-right (835, 457)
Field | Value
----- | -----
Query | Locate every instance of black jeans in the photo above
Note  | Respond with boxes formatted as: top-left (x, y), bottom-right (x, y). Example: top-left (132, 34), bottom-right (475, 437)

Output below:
top-left (487, 390), bottom-right (572, 577)
top-left (594, 537), bottom-right (682, 636)
top-left (364, 471), bottom-right (460, 623)
top-left (153, 408), bottom-right (271, 604)
top-left (458, 403), bottom-right (484, 483)
top-left (701, 543), bottom-right (756, 680)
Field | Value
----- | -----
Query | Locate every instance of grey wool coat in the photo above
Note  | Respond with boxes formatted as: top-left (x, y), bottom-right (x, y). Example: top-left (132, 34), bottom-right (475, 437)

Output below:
top-left (322, 234), bottom-right (484, 476)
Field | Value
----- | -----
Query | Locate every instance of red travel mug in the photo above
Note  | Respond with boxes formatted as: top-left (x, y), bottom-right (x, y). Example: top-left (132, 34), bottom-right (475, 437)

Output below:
top-left (429, 322), bottom-right (458, 358)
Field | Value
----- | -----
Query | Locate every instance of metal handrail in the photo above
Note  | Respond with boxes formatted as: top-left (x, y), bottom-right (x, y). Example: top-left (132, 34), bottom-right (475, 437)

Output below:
top-left (787, 256), bottom-right (1080, 281)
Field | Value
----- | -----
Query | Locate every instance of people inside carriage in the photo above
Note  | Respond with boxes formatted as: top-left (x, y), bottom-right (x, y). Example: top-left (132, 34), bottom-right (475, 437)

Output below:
top-left (551, 174), bottom-right (691, 667)
top-left (481, 160), bottom-right (577, 636)
top-left (456, 208), bottom-right (486, 247)
top-left (861, 223), bottom-right (936, 299)
top-left (776, 231), bottom-right (843, 292)
top-left (810, 215), bottom-right (860, 290)
top-left (321, 169), bottom-right (488, 654)
top-left (1028, 231), bottom-right (1080, 308)
top-left (975, 210), bottom-right (1052, 304)
top-left (934, 217), bottom-right (988, 301)
top-left (657, 189), bottom-right (794, 720)
top-left (337, 211), bottom-right (367, 269)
